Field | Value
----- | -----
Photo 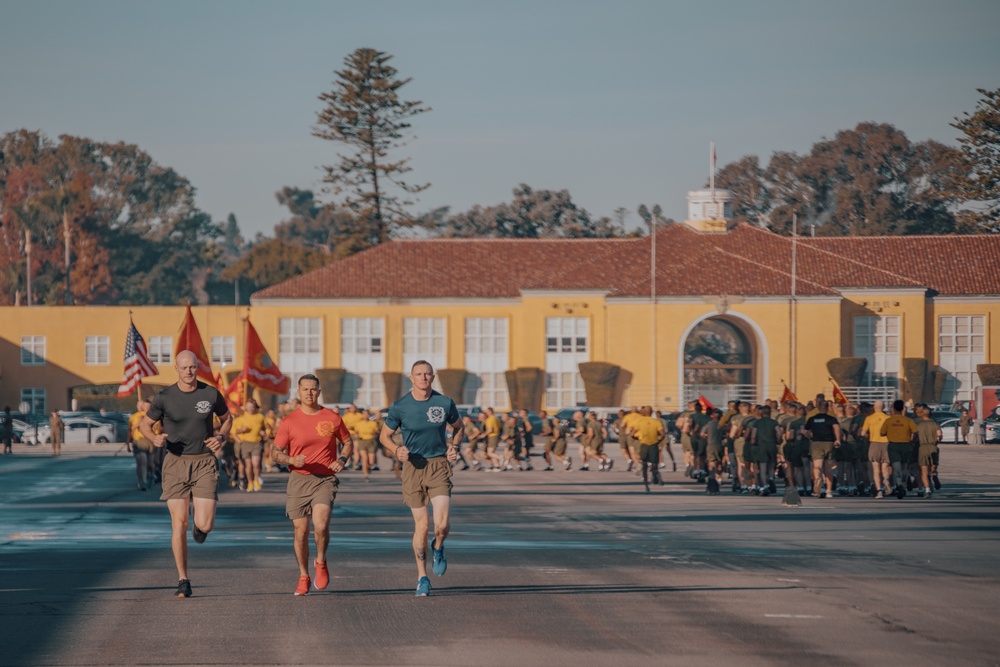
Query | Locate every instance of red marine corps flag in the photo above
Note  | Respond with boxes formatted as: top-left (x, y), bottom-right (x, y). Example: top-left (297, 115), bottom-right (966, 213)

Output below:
top-left (829, 378), bottom-right (849, 405)
top-left (697, 395), bottom-right (715, 412)
top-left (243, 318), bottom-right (289, 395)
top-left (175, 304), bottom-right (216, 385)
top-left (780, 381), bottom-right (798, 404)
top-left (117, 319), bottom-right (159, 397)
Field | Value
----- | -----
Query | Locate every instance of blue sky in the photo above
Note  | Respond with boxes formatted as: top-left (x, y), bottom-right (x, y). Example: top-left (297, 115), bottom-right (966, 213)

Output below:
top-left (2, 0), bottom-right (998, 236)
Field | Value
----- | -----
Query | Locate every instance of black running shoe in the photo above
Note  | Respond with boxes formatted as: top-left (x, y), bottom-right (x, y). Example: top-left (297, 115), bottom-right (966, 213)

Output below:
top-left (895, 485), bottom-right (906, 499)
top-left (175, 579), bottom-right (192, 598)
top-left (192, 525), bottom-right (208, 544)
top-left (933, 474), bottom-right (941, 490)
top-left (768, 479), bottom-right (777, 495)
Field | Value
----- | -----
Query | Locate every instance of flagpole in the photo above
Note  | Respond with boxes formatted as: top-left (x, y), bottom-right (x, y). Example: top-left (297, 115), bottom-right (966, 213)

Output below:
top-left (242, 311), bottom-right (249, 406)
top-left (790, 213), bottom-right (797, 395)
top-left (130, 310), bottom-right (143, 402)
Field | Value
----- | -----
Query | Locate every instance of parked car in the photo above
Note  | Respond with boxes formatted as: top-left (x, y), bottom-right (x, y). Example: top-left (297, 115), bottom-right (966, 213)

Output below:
top-left (22, 417), bottom-right (117, 445)
top-left (938, 417), bottom-right (1000, 444)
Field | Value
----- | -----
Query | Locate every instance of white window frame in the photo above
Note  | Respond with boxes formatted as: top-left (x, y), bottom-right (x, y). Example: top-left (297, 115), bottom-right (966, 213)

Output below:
top-left (545, 317), bottom-right (589, 408)
top-left (464, 317), bottom-right (509, 408)
top-left (21, 336), bottom-right (46, 366)
top-left (854, 315), bottom-right (900, 386)
top-left (279, 318), bottom-right (323, 397)
top-left (84, 336), bottom-right (110, 366)
top-left (148, 336), bottom-right (173, 365)
top-left (403, 318), bottom-right (446, 392)
top-left (210, 336), bottom-right (235, 366)
top-left (20, 388), bottom-right (46, 414)
top-left (938, 315), bottom-right (986, 402)
top-left (341, 318), bottom-right (386, 408)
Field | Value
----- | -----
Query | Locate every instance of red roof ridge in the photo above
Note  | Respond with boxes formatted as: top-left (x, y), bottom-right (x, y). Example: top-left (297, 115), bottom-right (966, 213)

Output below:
top-left (731, 223), bottom-right (922, 287)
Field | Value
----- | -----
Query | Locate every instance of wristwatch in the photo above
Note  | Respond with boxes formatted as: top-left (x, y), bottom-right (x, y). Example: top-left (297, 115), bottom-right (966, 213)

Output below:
top-left (337, 456), bottom-right (349, 465)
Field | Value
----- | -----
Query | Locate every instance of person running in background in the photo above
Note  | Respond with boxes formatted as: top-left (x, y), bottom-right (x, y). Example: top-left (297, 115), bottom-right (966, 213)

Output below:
top-left (805, 400), bottom-right (841, 499)
top-left (914, 403), bottom-right (942, 498)
top-left (234, 399), bottom-right (267, 492)
top-left (750, 405), bottom-right (782, 496)
top-left (462, 414), bottom-right (486, 470)
top-left (571, 410), bottom-right (588, 471)
top-left (270, 374), bottom-right (352, 595)
top-left (880, 399), bottom-right (918, 500)
top-left (702, 409), bottom-right (725, 494)
top-left (482, 408), bottom-right (502, 472)
top-left (633, 406), bottom-right (665, 492)
top-left (861, 400), bottom-right (891, 498)
top-left (128, 401), bottom-right (154, 490)
top-left (353, 408), bottom-right (381, 481)
top-left (585, 411), bottom-right (612, 471)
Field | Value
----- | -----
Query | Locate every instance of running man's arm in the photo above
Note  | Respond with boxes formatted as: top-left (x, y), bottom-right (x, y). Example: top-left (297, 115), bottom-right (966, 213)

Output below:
top-left (447, 419), bottom-right (462, 461)
top-left (139, 415), bottom-right (167, 448)
top-left (379, 423), bottom-right (407, 461)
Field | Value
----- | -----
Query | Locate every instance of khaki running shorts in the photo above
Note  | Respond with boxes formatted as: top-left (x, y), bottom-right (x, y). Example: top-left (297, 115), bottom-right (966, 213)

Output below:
top-left (240, 441), bottom-right (264, 459)
top-left (160, 453), bottom-right (219, 501)
top-left (286, 473), bottom-right (338, 519)
top-left (401, 456), bottom-right (452, 508)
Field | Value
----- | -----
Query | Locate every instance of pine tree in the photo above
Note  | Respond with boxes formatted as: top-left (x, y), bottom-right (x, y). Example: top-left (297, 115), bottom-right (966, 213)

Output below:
top-left (313, 48), bottom-right (430, 246)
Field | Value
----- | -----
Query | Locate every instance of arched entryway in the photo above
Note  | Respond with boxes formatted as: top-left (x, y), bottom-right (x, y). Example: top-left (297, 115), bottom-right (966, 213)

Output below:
top-left (679, 314), bottom-right (765, 406)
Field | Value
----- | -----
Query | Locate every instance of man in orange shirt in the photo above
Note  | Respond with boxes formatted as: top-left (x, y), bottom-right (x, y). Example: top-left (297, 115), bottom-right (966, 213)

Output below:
top-left (880, 399), bottom-right (918, 500)
top-left (270, 374), bottom-right (353, 595)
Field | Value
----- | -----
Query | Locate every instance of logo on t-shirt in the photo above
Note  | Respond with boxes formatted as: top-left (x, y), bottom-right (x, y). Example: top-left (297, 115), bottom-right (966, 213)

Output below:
top-left (195, 401), bottom-right (213, 414)
top-left (316, 421), bottom-right (336, 437)
top-left (427, 406), bottom-right (446, 424)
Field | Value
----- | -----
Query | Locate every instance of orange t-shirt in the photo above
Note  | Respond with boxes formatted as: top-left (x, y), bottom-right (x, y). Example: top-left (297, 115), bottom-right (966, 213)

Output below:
top-left (273, 407), bottom-right (351, 476)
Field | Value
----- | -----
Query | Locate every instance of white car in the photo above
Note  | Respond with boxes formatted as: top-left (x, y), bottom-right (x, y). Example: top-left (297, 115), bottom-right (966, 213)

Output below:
top-left (938, 418), bottom-right (1000, 444)
top-left (22, 417), bottom-right (117, 445)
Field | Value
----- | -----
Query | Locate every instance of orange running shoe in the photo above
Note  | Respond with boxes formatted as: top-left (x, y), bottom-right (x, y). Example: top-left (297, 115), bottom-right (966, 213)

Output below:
top-left (294, 575), bottom-right (311, 596)
top-left (314, 560), bottom-right (329, 590)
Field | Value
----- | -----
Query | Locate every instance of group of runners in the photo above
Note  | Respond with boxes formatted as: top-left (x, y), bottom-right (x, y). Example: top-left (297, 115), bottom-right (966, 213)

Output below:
top-left (668, 395), bottom-right (945, 500)
top-left (137, 351), bottom-right (459, 599)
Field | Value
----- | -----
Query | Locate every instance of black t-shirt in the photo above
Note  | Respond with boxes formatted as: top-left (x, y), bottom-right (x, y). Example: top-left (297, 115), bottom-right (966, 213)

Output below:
top-left (147, 382), bottom-right (229, 456)
top-left (805, 414), bottom-right (838, 442)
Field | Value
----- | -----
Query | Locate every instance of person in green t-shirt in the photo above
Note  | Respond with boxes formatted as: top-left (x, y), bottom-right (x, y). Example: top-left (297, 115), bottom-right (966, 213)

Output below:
top-left (750, 405), bottom-right (782, 496)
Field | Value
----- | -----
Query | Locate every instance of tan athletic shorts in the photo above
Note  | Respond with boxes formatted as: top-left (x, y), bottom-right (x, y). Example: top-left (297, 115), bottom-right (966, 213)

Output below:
top-left (357, 438), bottom-right (377, 454)
top-left (240, 441), bottom-right (264, 459)
top-left (160, 453), bottom-right (219, 501)
top-left (401, 456), bottom-right (452, 508)
top-left (869, 442), bottom-right (890, 464)
top-left (286, 473), bottom-right (338, 520)
top-left (486, 435), bottom-right (500, 452)
top-left (132, 437), bottom-right (154, 455)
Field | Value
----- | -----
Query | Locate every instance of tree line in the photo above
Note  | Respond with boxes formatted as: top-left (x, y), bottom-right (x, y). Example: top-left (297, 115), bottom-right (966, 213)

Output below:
top-left (0, 47), bottom-right (996, 307)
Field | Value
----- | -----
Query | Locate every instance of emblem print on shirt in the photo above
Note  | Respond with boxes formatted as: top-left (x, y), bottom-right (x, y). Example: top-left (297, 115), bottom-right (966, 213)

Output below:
top-left (195, 400), bottom-right (213, 414)
top-left (316, 421), bottom-right (335, 437)
top-left (427, 406), bottom-right (446, 424)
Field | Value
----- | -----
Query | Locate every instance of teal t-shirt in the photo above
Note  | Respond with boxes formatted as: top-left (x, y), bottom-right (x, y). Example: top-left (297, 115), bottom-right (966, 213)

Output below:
top-left (384, 390), bottom-right (460, 460)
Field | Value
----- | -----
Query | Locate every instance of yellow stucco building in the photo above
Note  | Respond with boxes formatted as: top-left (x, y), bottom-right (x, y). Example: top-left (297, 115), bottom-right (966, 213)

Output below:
top-left (2, 192), bottom-right (998, 414)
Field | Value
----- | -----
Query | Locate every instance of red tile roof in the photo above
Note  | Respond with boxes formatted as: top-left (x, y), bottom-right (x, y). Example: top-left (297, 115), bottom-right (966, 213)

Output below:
top-left (252, 224), bottom-right (1000, 301)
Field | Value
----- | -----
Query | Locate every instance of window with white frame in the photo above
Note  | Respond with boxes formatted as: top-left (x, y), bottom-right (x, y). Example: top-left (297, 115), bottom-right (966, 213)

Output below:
top-left (403, 318), bottom-right (446, 392)
top-left (464, 318), bottom-right (509, 408)
top-left (545, 318), bottom-right (589, 408)
top-left (854, 316), bottom-right (900, 386)
top-left (148, 336), bottom-right (173, 364)
top-left (20, 388), bottom-right (46, 414)
top-left (279, 318), bottom-right (322, 397)
top-left (84, 336), bottom-right (110, 365)
top-left (210, 336), bottom-right (235, 365)
top-left (21, 336), bottom-right (45, 366)
top-left (341, 318), bottom-right (385, 408)
top-left (939, 315), bottom-right (986, 402)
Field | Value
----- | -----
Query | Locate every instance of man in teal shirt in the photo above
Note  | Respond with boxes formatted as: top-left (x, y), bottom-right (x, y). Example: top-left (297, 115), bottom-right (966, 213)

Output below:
top-left (380, 360), bottom-right (462, 597)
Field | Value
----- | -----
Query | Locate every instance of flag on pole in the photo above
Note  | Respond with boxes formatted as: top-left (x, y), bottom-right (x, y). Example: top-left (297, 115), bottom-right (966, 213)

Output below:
top-left (780, 381), bottom-right (798, 404)
top-left (221, 370), bottom-right (245, 410)
top-left (175, 304), bottom-right (215, 384)
top-left (117, 321), bottom-right (159, 397)
top-left (830, 379), bottom-right (849, 405)
top-left (244, 318), bottom-right (289, 395)
top-left (697, 395), bottom-right (715, 412)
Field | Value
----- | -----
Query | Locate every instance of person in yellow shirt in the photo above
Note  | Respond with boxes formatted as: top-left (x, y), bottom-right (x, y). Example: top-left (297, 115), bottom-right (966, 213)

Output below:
top-left (483, 408), bottom-right (503, 471)
top-left (128, 401), bottom-right (156, 491)
top-left (262, 409), bottom-right (278, 472)
top-left (860, 399), bottom-right (891, 498)
top-left (234, 399), bottom-right (268, 492)
top-left (880, 399), bottom-right (918, 499)
top-left (632, 406), bottom-right (665, 492)
top-left (620, 407), bottom-right (643, 472)
top-left (340, 404), bottom-right (365, 471)
top-left (354, 409), bottom-right (382, 480)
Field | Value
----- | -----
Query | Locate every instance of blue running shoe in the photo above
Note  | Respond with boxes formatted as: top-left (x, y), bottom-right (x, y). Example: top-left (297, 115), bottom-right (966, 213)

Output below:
top-left (432, 547), bottom-right (447, 576)
top-left (415, 576), bottom-right (431, 597)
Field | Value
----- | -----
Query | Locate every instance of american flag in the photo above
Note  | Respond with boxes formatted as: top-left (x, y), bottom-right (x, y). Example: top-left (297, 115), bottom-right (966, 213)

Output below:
top-left (117, 321), bottom-right (159, 397)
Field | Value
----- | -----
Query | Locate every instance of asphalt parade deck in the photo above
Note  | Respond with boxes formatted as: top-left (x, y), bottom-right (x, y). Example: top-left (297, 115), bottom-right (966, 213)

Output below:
top-left (1, 443), bottom-right (998, 666)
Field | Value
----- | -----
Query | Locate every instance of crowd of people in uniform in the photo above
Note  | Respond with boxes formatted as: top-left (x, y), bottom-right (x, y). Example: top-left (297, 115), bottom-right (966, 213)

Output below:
top-left (127, 392), bottom-right (946, 501)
